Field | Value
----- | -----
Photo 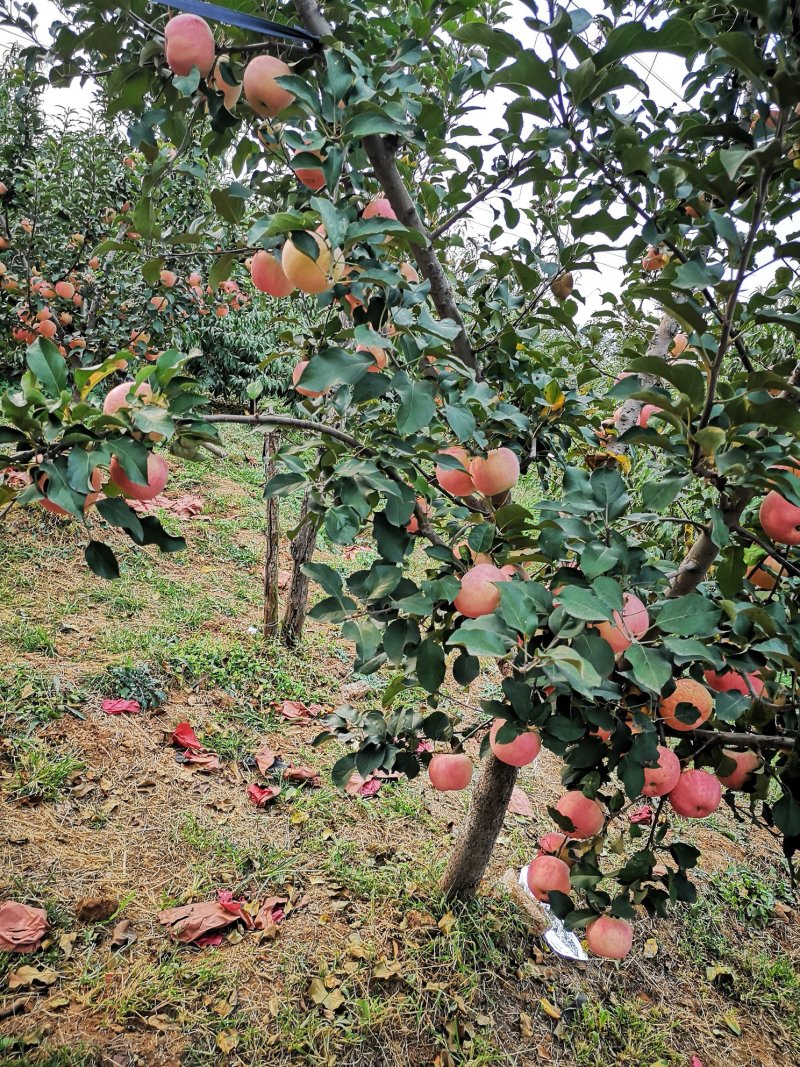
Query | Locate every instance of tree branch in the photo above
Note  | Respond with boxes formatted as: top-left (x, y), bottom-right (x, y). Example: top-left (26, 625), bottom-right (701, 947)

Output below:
top-left (692, 729), bottom-right (797, 753)
top-left (201, 412), bottom-right (363, 449)
top-left (291, 0), bottom-right (476, 373)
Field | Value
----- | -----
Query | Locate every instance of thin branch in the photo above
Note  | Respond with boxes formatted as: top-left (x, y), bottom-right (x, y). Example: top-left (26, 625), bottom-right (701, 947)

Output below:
top-left (201, 412), bottom-right (363, 449)
top-left (430, 154), bottom-right (538, 241)
top-left (692, 728), bottom-right (797, 753)
top-left (731, 523), bottom-right (800, 579)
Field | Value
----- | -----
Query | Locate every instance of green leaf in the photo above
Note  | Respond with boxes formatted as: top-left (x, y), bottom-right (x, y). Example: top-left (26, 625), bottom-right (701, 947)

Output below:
top-left (580, 543), bottom-right (622, 580)
top-left (656, 594), bottom-right (721, 637)
top-left (497, 582), bottom-right (538, 637)
top-left (641, 475), bottom-right (690, 511)
top-left (332, 753), bottom-right (357, 789)
top-left (446, 619), bottom-right (513, 658)
top-left (556, 585), bottom-right (611, 622)
top-left (444, 402), bottom-right (476, 442)
top-left (416, 638), bottom-right (445, 694)
top-left (26, 339), bottom-right (68, 397)
top-left (593, 19), bottom-right (696, 69)
top-left (625, 644), bottom-right (672, 695)
top-left (209, 252), bottom-right (235, 291)
top-left (85, 540), bottom-right (120, 580)
top-left (344, 111), bottom-right (407, 137)
top-left (541, 646), bottom-right (602, 697)
top-left (773, 791), bottom-right (800, 837)
top-left (394, 373), bottom-right (436, 434)
top-left (451, 22), bottom-right (520, 58)
top-left (300, 347), bottom-right (374, 392)
top-left (95, 497), bottom-right (144, 541)
top-left (672, 258), bottom-right (725, 290)
top-left (491, 49), bottom-right (558, 98)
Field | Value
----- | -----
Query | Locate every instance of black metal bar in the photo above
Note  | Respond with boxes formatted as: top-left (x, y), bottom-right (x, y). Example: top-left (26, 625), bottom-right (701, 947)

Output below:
top-left (152, 0), bottom-right (320, 45)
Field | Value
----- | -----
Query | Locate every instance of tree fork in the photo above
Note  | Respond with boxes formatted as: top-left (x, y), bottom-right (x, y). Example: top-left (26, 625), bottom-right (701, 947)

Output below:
top-left (439, 755), bottom-right (519, 898)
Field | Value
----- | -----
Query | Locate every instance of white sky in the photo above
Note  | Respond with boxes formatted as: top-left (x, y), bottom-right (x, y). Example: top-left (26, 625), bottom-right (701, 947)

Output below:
top-left (0, 2), bottom-right (766, 323)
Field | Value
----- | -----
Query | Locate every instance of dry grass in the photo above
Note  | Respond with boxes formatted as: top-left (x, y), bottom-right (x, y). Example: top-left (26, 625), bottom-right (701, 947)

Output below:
top-left (1, 428), bottom-right (798, 1066)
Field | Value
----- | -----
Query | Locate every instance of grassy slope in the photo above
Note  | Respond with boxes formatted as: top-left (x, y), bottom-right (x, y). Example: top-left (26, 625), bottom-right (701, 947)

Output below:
top-left (0, 427), bottom-right (798, 1067)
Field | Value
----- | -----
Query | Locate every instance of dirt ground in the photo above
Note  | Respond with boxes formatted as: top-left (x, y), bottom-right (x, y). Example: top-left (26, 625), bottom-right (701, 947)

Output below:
top-left (1, 430), bottom-right (798, 1066)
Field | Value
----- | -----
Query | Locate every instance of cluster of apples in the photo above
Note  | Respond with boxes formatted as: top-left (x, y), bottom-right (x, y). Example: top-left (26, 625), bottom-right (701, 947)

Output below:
top-left (36, 382), bottom-right (170, 517)
top-left (3, 267), bottom-right (87, 353)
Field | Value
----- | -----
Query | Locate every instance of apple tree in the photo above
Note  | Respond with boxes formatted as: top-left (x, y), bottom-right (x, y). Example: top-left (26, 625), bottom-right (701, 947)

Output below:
top-left (2, 0), bottom-right (800, 956)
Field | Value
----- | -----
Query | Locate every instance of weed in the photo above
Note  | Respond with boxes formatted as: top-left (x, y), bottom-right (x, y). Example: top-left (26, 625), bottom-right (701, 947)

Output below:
top-left (567, 1000), bottom-right (680, 1067)
top-left (99, 662), bottom-right (166, 711)
top-left (3, 738), bottom-right (84, 802)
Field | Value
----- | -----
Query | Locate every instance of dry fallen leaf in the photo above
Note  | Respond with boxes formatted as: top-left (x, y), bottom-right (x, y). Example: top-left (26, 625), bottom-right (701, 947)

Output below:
top-left (308, 977), bottom-right (327, 1005)
top-left (507, 786), bottom-right (534, 817)
top-left (437, 911), bottom-right (457, 936)
top-left (519, 1011), bottom-right (534, 1038)
top-left (539, 998), bottom-right (561, 1021)
top-left (110, 919), bottom-right (136, 952)
top-left (8, 965), bottom-right (58, 991)
top-left (76, 895), bottom-right (118, 923)
top-left (216, 1029), bottom-right (239, 1054)
top-left (643, 937), bottom-right (658, 959)
top-left (58, 932), bottom-right (78, 959)
top-left (0, 901), bottom-right (49, 953)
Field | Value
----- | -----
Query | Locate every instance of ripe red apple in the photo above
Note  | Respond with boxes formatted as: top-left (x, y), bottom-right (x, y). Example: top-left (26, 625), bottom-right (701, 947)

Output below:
top-left (638, 404), bottom-right (662, 428)
top-left (164, 14), bottom-right (216, 78)
top-left (435, 446), bottom-right (475, 496)
top-left (526, 854), bottom-right (571, 902)
top-left (109, 453), bottom-right (168, 501)
top-left (103, 381), bottom-right (153, 415)
top-left (593, 592), bottom-right (649, 654)
top-left (363, 197), bottom-right (397, 222)
top-left (453, 563), bottom-right (511, 618)
top-left (535, 827), bottom-right (571, 862)
top-left (292, 148), bottom-right (326, 191)
top-left (716, 748), bottom-right (762, 791)
top-left (428, 753), bottom-right (472, 791)
top-left (54, 280), bottom-right (74, 299)
top-left (703, 669), bottom-right (763, 698)
top-left (555, 791), bottom-right (604, 838)
top-left (159, 269), bottom-right (177, 288)
top-left (489, 719), bottom-right (541, 767)
top-left (640, 745), bottom-right (681, 797)
top-left (209, 53), bottom-right (241, 111)
top-left (243, 55), bottom-right (294, 117)
top-left (658, 678), bottom-right (713, 732)
top-left (586, 915), bottom-right (633, 959)
top-left (759, 490), bottom-right (800, 545)
top-left (667, 768), bottom-right (721, 818)
top-left (469, 447), bottom-right (520, 496)
top-left (281, 231), bottom-right (340, 294)
top-left (747, 554), bottom-right (782, 590)
top-left (399, 262), bottom-right (419, 284)
top-left (292, 360), bottom-right (328, 398)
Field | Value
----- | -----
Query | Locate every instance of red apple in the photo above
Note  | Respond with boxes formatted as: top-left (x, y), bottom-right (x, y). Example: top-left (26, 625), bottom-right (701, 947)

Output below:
top-left (526, 854), bottom-right (571, 902)
top-left (586, 915), bottom-right (633, 959)
top-left (109, 453), bottom-right (168, 501)
top-left (658, 678), bottom-right (713, 732)
top-left (489, 719), bottom-right (541, 768)
top-left (640, 745), bottom-right (681, 797)
top-left (435, 446), bottom-right (475, 496)
top-left (453, 563), bottom-right (510, 618)
top-left (555, 791), bottom-right (604, 838)
top-left (716, 748), bottom-right (762, 791)
top-left (428, 753), bottom-right (472, 791)
top-left (667, 768), bottom-right (721, 818)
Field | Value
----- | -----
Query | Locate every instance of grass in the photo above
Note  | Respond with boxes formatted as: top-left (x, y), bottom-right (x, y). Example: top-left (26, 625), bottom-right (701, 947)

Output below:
top-left (3, 738), bottom-right (84, 802)
top-left (568, 1000), bottom-right (681, 1067)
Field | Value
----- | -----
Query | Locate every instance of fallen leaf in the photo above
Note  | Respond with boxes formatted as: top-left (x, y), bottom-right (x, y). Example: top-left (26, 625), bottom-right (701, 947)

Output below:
top-left (0, 901), bottom-right (49, 953)
top-left (178, 749), bottom-right (221, 771)
top-left (344, 771), bottom-right (383, 797)
top-left (628, 805), bottom-right (653, 824)
top-left (274, 699), bottom-right (324, 723)
top-left (159, 900), bottom-right (247, 945)
top-left (437, 912), bottom-right (457, 936)
top-left (721, 1011), bottom-right (742, 1036)
top-left (323, 988), bottom-right (346, 1012)
top-left (507, 786), bottom-right (533, 817)
top-left (643, 937), bottom-right (658, 959)
top-left (0, 997), bottom-right (29, 1020)
top-left (690, 1058), bottom-right (704, 1067)
top-left (254, 743), bottom-right (277, 775)
top-left (520, 1011), bottom-right (534, 1038)
top-left (539, 998), bottom-right (561, 1021)
top-left (282, 764), bottom-right (321, 787)
top-left (58, 932), bottom-right (78, 959)
top-left (101, 698), bottom-right (141, 715)
top-left (171, 722), bottom-right (203, 750)
top-left (373, 959), bottom-right (403, 979)
top-left (216, 1029), bottom-right (239, 1054)
top-left (130, 493), bottom-right (203, 519)
top-left (254, 896), bottom-right (286, 931)
top-left (308, 977), bottom-right (327, 1005)
top-left (248, 783), bottom-right (281, 807)
top-left (7, 965), bottom-right (58, 991)
top-left (210, 989), bottom-right (239, 1018)
top-left (110, 919), bottom-right (136, 952)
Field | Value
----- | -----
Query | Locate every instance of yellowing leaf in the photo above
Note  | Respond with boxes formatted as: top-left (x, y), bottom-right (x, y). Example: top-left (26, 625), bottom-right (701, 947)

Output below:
top-left (437, 911), bottom-right (457, 935)
top-left (643, 938), bottom-right (658, 959)
top-left (539, 997), bottom-right (561, 1020)
top-left (216, 1029), bottom-right (239, 1054)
